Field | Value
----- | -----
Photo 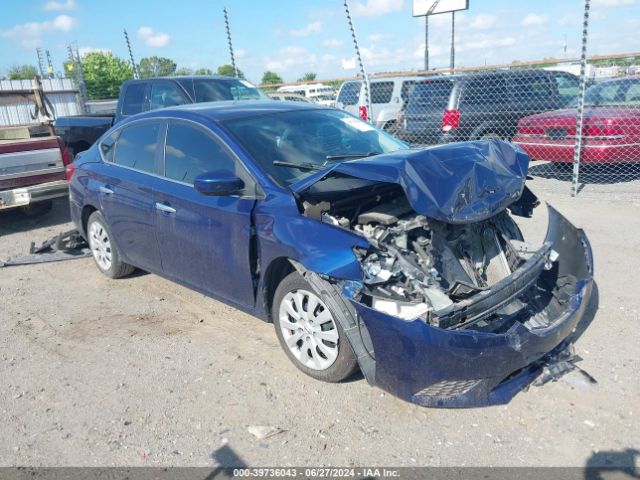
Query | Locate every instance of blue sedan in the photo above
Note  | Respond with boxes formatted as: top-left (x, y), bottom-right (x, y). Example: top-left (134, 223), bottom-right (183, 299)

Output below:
top-left (68, 101), bottom-right (594, 407)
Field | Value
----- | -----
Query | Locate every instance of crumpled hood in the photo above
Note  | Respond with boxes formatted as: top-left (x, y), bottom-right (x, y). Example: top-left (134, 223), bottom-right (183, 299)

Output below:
top-left (291, 139), bottom-right (530, 224)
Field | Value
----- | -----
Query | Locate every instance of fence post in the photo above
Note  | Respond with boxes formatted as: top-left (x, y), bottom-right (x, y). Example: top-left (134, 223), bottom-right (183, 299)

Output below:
top-left (571, 0), bottom-right (591, 196)
top-left (224, 7), bottom-right (238, 78)
top-left (343, 0), bottom-right (372, 123)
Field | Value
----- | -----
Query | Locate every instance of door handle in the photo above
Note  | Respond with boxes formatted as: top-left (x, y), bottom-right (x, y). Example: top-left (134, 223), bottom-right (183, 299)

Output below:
top-left (155, 202), bottom-right (176, 214)
top-left (99, 186), bottom-right (114, 195)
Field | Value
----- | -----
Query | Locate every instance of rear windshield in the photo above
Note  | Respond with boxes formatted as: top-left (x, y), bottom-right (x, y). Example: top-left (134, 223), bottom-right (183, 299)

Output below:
top-left (409, 81), bottom-right (453, 109)
top-left (176, 78), bottom-right (268, 102)
top-left (337, 81), bottom-right (361, 106)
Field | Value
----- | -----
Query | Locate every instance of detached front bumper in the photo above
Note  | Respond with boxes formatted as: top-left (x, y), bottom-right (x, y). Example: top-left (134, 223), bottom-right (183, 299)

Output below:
top-left (350, 206), bottom-right (594, 408)
top-left (0, 180), bottom-right (68, 210)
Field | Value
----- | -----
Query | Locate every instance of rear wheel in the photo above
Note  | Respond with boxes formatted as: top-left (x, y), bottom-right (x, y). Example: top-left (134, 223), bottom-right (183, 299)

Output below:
top-left (87, 211), bottom-right (135, 279)
top-left (272, 271), bottom-right (358, 382)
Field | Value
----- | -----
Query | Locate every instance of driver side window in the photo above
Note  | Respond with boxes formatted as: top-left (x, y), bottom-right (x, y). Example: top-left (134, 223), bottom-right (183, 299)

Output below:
top-left (163, 122), bottom-right (253, 193)
top-left (150, 83), bottom-right (186, 111)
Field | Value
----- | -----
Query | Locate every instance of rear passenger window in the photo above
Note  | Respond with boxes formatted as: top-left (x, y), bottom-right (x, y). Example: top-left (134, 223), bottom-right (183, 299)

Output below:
top-left (511, 75), bottom-right (554, 103)
top-left (555, 75), bottom-right (580, 103)
top-left (164, 123), bottom-right (236, 184)
top-left (371, 82), bottom-right (394, 104)
top-left (113, 122), bottom-right (160, 173)
top-left (121, 83), bottom-right (147, 116)
top-left (462, 77), bottom-right (508, 105)
top-left (100, 130), bottom-right (119, 163)
top-left (401, 81), bottom-right (416, 103)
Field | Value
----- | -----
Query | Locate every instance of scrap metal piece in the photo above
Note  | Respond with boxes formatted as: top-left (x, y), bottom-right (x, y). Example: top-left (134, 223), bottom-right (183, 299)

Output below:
top-left (533, 344), bottom-right (597, 387)
top-left (0, 229), bottom-right (90, 268)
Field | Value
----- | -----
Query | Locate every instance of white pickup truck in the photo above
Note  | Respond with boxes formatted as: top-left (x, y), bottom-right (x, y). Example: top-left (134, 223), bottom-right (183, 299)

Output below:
top-left (0, 124), bottom-right (71, 215)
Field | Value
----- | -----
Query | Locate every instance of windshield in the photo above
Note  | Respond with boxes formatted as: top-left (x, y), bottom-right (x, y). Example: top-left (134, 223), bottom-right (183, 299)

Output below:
top-left (177, 78), bottom-right (269, 102)
top-left (579, 79), bottom-right (640, 107)
top-left (223, 109), bottom-right (408, 186)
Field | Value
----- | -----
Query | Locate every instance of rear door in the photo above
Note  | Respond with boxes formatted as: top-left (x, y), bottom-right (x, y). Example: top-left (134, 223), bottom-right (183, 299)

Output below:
top-left (153, 119), bottom-right (258, 306)
top-left (370, 80), bottom-right (395, 126)
top-left (458, 75), bottom-right (510, 140)
top-left (95, 119), bottom-right (162, 271)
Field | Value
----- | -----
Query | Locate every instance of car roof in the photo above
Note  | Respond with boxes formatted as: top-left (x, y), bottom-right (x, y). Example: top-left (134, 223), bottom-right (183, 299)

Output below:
top-left (136, 100), bottom-right (326, 122)
top-left (122, 75), bottom-right (244, 85)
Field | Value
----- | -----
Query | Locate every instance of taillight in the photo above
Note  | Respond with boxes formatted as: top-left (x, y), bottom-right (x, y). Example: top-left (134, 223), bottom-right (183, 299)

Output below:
top-left (65, 163), bottom-right (77, 182)
top-left (57, 137), bottom-right (72, 166)
top-left (359, 105), bottom-right (368, 121)
top-left (583, 124), bottom-right (624, 137)
top-left (442, 109), bottom-right (460, 132)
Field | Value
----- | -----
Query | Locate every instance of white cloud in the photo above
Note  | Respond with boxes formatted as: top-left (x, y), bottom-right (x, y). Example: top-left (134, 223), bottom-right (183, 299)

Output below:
top-left (235, 48), bottom-right (247, 59)
top-left (341, 57), bottom-right (357, 70)
top-left (137, 26), bottom-right (170, 48)
top-left (469, 13), bottom-right (497, 30)
top-left (352, 0), bottom-right (404, 17)
top-left (321, 54), bottom-right (337, 62)
top-left (521, 13), bottom-right (548, 26)
top-left (593, 0), bottom-right (635, 5)
top-left (264, 46), bottom-right (317, 71)
top-left (289, 21), bottom-right (322, 37)
top-left (461, 35), bottom-right (516, 50)
top-left (0, 14), bottom-right (77, 48)
top-left (78, 46), bottom-right (111, 56)
top-left (368, 33), bottom-right (392, 42)
top-left (322, 38), bottom-right (343, 47)
top-left (43, 0), bottom-right (76, 11)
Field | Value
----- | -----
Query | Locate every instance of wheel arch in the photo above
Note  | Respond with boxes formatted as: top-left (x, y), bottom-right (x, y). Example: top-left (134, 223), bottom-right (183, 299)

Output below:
top-left (262, 256), bottom-right (296, 323)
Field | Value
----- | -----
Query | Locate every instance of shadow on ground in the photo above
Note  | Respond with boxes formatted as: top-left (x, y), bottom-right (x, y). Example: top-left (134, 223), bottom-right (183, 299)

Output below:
top-left (0, 198), bottom-right (71, 235)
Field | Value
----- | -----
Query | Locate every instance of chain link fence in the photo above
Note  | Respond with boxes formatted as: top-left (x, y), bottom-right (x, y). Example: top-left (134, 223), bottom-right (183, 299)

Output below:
top-left (325, 0), bottom-right (640, 199)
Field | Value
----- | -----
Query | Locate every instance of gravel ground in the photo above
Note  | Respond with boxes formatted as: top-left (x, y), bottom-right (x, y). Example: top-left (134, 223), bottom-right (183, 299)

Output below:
top-left (0, 181), bottom-right (638, 468)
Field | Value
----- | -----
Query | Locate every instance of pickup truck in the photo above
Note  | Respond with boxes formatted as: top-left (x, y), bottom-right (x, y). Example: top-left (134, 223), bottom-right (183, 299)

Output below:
top-left (55, 75), bottom-right (268, 157)
top-left (0, 124), bottom-right (71, 214)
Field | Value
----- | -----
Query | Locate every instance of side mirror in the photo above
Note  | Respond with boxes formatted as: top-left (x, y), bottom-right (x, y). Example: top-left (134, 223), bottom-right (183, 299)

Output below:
top-left (194, 170), bottom-right (245, 196)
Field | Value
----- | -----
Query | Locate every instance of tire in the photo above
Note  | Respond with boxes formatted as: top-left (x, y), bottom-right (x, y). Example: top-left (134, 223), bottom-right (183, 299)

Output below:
top-left (272, 271), bottom-right (358, 382)
top-left (86, 211), bottom-right (135, 279)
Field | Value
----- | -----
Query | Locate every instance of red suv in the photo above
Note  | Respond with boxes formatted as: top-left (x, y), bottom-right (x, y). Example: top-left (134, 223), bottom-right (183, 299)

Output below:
top-left (513, 77), bottom-right (640, 164)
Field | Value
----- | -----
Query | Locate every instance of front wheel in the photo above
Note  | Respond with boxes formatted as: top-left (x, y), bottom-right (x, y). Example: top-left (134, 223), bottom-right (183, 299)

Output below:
top-left (87, 211), bottom-right (135, 279)
top-left (272, 272), bottom-right (358, 382)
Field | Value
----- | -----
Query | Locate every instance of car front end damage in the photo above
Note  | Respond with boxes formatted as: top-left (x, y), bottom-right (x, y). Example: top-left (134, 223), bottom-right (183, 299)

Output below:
top-left (291, 140), bottom-right (594, 407)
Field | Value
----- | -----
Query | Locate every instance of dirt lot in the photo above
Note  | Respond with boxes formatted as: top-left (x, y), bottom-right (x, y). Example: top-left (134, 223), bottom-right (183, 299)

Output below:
top-left (1, 180), bottom-right (639, 468)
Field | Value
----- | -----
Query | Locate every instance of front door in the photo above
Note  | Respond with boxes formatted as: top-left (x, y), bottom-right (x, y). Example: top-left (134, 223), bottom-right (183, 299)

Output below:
top-left (153, 120), bottom-right (257, 307)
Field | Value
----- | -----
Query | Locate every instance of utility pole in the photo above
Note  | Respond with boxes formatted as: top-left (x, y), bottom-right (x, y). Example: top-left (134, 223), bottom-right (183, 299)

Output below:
top-left (45, 50), bottom-right (54, 78)
top-left (68, 44), bottom-right (88, 114)
top-left (36, 48), bottom-right (47, 78)
top-left (424, 16), bottom-right (429, 71)
top-left (223, 7), bottom-right (238, 77)
top-left (450, 11), bottom-right (456, 70)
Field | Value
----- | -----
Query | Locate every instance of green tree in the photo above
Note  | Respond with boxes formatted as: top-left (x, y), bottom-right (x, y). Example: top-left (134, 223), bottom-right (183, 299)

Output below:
top-left (7, 64), bottom-right (39, 80)
top-left (297, 72), bottom-right (317, 82)
top-left (216, 64), bottom-right (245, 79)
top-left (139, 56), bottom-right (177, 78)
top-left (81, 52), bottom-right (133, 99)
top-left (194, 67), bottom-right (213, 75)
top-left (174, 67), bottom-right (194, 76)
top-left (261, 71), bottom-right (283, 85)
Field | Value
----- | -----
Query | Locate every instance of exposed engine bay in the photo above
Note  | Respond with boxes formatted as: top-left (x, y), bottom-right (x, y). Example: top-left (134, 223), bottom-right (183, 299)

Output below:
top-left (298, 176), bottom-right (549, 329)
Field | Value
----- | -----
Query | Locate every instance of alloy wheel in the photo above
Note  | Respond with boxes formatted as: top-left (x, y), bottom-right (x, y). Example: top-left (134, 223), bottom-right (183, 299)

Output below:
top-left (278, 289), bottom-right (340, 371)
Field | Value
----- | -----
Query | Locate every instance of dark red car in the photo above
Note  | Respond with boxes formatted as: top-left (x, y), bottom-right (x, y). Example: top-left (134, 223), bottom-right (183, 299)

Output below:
top-left (513, 77), bottom-right (640, 164)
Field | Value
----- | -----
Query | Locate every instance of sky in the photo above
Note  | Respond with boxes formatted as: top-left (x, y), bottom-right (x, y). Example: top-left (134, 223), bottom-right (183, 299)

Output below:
top-left (1, 0), bottom-right (639, 84)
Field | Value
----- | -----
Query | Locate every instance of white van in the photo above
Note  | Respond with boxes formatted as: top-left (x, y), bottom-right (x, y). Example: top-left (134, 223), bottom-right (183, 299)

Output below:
top-left (335, 76), bottom-right (423, 131)
top-left (277, 83), bottom-right (335, 106)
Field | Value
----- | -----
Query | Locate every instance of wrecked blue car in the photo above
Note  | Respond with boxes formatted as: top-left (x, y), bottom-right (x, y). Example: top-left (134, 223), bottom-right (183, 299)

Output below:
top-left (68, 101), bottom-right (594, 408)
